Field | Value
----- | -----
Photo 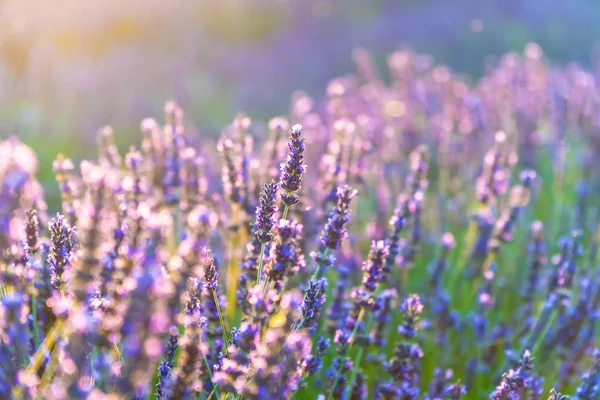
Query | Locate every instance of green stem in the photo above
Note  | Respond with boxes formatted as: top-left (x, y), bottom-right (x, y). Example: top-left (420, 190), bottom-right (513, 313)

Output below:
top-left (204, 355), bottom-right (220, 398)
top-left (523, 299), bottom-right (558, 353)
top-left (282, 205), bottom-right (290, 221)
top-left (212, 290), bottom-right (231, 358)
top-left (255, 244), bottom-right (266, 286)
top-left (326, 308), bottom-right (365, 400)
top-left (531, 308), bottom-right (559, 355)
top-left (345, 284), bottom-right (385, 393)
top-left (91, 345), bottom-right (97, 386)
top-left (206, 385), bottom-right (218, 400)
top-left (31, 295), bottom-right (39, 350)
top-left (345, 346), bottom-right (364, 397)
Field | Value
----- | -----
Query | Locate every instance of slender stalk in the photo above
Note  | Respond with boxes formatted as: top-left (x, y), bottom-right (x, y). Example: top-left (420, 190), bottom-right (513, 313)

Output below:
top-left (26, 319), bottom-right (64, 373)
top-left (40, 341), bottom-right (61, 387)
top-left (255, 243), bottom-right (266, 286)
top-left (226, 204), bottom-right (241, 320)
top-left (345, 283), bottom-right (385, 393)
top-left (497, 295), bottom-right (560, 377)
top-left (14, 319), bottom-right (64, 398)
top-left (31, 295), bottom-right (39, 350)
top-left (281, 205), bottom-right (290, 221)
top-left (523, 298), bottom-right (558, 353)
top-left (530, 308), bottom-right (559, 355)
top-left (326, 308), bottom-right (365, 400)
top-left (90, 345), bottom-right (97, 386)
top-left (203, 355), bottom-right (221, 399)
top-left (345, 346), bottom-right (365, 397)
top-left (465, 252), bottom-right (497, 311)
top-left (212, 290), bottom-right (231, 358)
top-left (207, 384), bottom-right (218, 400)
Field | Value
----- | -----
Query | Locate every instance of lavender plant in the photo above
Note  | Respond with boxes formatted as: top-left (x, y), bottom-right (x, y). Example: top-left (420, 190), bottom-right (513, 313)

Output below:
top-left (2, 44), bottom-right (600, 400)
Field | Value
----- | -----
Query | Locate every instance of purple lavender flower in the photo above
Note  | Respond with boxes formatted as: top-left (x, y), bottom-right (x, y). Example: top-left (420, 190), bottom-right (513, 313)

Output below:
top-left (429, 232), bottom-right (456, 291)
top-left (373, 289), bottom-right (397, 347)
top-left (362, 240), bottom-right (389, 292)
top-left (47, 213), bottom-right (77, 290)
top-left (328, 342), bottom-right (353, 399)
top-left (24, 208), bottom-right (40, 256)
top-left (384, 196), bottom-right (410, 278)
top-left (245, 329), bottom-right (311, 400)
top-left (446, 381), bottom-right (467, 399)
top-left (97, 125), bottom-right (122, 168)
top-left (169, 310), bottom-right (207, 399)
top-left (491, 350), bottom-right (540, 400)
top-left (218, 138), bottom-right (243, 205)
top-left (254, 181), bottom-right (279, 244)
top-left (398, 294), bottom-right (423, 340)
top-left (349, 371), bottom-right (368, 400)
top-left (214, 321), bottom-right (260, 394)
top-left (321, 186), bottom-right (357, 250)
top-left (476, 131), bottom-right (509, 206)
top-left (202, 250), bottom-right (220, 292)
top-left (280, 124), bottom-right (307, 208)
top-left (575, 349), bottom-right (600, 400)
top-left (155, 329), bottom-right (179, 400)
top-left (266, 219), bottom-right (303, 283)
top-left (428, 368), bottom-right (455, 399)
top-left (385, 294), bottom-right (425, 398)
top-left (300, 277), bottom-right (327, 333)
top-left (156, 361), bottom-right (173, 400)
top-left (302, 336), bottom-right (330, 377)
top-left (548, 389), bottom-right (569, 400)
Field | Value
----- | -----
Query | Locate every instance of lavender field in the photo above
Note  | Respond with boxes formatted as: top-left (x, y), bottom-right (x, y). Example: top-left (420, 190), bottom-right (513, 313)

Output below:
top-left (2, 2), bottom-right (600, 400)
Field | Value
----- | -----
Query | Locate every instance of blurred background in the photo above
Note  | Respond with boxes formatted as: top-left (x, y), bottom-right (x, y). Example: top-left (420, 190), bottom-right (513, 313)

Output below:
top-left (1, 0), bottom-right (600, 204)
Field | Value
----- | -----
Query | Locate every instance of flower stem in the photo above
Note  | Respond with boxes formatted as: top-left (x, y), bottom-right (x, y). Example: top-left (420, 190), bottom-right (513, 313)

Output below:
top-left (255, 243), bottom-right (266, 286)
top-left (345, 284), bottom-right (384, 393)
top-left (326, 308), bottom-right (366, 400)
top-left (206, 383), bottom-right (219, 400)
top-left (282, 205), bottom-right (290, 221)
top-left (203, 355), bottom-right (221, 398)
top-left (523, 295), bottom-right (559, 353)
top-left (345, 346), bottom-right (364, 397)
top-left (31, 294), bottom-right (39, 350)
top-left (14, 319), bottom-right (64, 398)
top-left (226, 204), bottom-right (241, 321)
top-left (212, 290), bottom-right (231, 358)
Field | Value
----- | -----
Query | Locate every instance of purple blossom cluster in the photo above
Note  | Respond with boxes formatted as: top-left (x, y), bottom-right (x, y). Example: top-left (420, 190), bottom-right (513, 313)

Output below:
top-left (2, 43), bottom-right (600, 400)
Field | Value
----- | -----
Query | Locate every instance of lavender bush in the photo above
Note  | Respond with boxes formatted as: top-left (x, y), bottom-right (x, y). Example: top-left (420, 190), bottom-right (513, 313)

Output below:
top-left (2, 44), bottom-right (600, 399)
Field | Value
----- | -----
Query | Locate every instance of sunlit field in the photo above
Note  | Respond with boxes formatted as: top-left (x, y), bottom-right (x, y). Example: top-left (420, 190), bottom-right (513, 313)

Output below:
top-left (1, 2), bottom-right (600, 399)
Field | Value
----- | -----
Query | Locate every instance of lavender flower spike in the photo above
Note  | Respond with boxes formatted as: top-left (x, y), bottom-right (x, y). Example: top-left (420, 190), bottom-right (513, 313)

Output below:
top-left (47, 213), bottom-right (76, 290)
top-left (321, 186), bottom-right (358, 250)
top-left (280, 124), bottom-right (307, 208)
top-left (254, 181), bottom-right (279, 244)
top-left (300, 277), bottom-right (327, 333)
top-left (398, 294), bottom-right (424, 340)
top-left (362, 240), bottom-right (389, 292)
